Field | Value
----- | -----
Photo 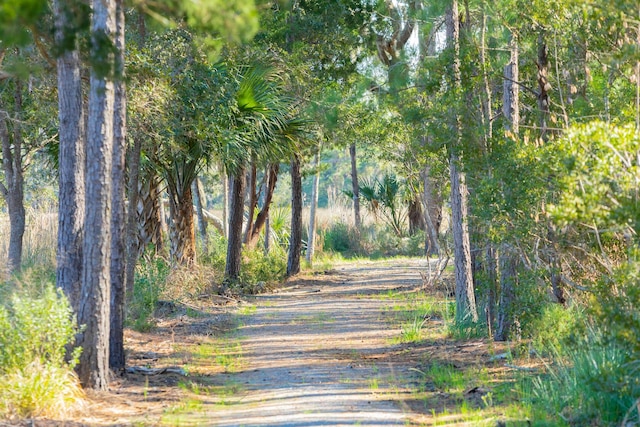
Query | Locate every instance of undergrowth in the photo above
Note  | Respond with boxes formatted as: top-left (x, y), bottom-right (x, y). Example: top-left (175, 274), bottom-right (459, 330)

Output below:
top-left (0, 282), bottom-right (83, 419)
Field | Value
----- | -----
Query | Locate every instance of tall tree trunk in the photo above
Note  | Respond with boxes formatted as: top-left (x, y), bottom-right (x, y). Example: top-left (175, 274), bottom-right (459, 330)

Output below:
top-left (447, 0), bottom-right (478, 324)
top-left (0, 81), bottom-right (25, 274)
top-left (485, 243), bottom-right (498, 336)
top-left (225, 171), bottom-right (245, 282)
top-left (247, 163), bottom-right (279, 248)
top-left (264, 214), bottom-right (271, 254)
top-left (54, 0), bottom-right (85, 312)
top-left (168, 184), bottom-right (196, 266)
top-left (495, 248), bottom-right (517, 341)
top-left (193, 177), bottom-right (208, 252)
top-left (287, 155), bottom-right (303, 277)
top-left (421, 165), bottom-right (440, 256)
top-left (222, 168), bottom-right (229, 238)
top-left (504, 35), bottom-right (520, 135)
top-left (480, 2), bottom-right (493, 144)
top-left (537, 32), bottom-right (551, 142)
top-left (124, 135), bottom-right (142, 299)
top-left (244, 162), bottom-right (258, 244)
top-left (349, 143), bottom-right (361, 230)
top-left (306, 150), bottom-right (321, 264)
top-left (78, 0), bottom-right (115, 390)
top-left (495, 34), bottom-right (521, 342)
top-left (109, 0), bottom-right (126, 371)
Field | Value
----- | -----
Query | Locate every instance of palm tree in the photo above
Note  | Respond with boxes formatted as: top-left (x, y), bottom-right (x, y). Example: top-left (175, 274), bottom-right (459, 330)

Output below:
top-left (224, 63), bottom-right (306, 282)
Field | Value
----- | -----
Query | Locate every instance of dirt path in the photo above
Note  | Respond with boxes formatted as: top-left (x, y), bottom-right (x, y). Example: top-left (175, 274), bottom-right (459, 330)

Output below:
top-left (192, 259), bottom-right (428, 426)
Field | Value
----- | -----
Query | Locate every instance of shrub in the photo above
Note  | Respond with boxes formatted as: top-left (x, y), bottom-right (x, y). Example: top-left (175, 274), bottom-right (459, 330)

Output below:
top-left (531, 335), bottom-right (639, 425)
top-left (127, 257), bottom-right (170, 332)
top-left (0, 284), bottom-right (83, 419)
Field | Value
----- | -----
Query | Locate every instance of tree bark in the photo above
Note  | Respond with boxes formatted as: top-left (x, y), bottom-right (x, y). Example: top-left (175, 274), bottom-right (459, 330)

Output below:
top-left (109, 0), bottom-right (126, 372)
top-left (167, 183), bottom-right (196, 266)
top-left (287, 155), bottom-right (303, 277)
top-left (504, 35), bottom-right (519, 134)
top-left (78, 0), bottom-right (115, 390)
top-left (225, 171), bottom-right (245, 282)
top-left (193, 177), bottom-right (208, 252)
top-left (0, 81), bottom-right (25, 274)
top-left (246, 163), bottom-right (279, 248)
top-left (124, 135), bottom-right (142, 299)
top-left (537, 32), bottom-right (551, 141)
top-left (408, 199), bottom-right (425, 236)
top-left (447, 0), bottom-right (478, 324)
top-left (243, 162), bottom-right (258, 243)
top-left (349, 143), bottom-right (361, 230)
top-left (136, 173), bottom-right (164, 256)
top-left (54, 0), bottom-right (86, 313)
top-left (495, 247), bottom-right (517, 341)
top-left (222, 168), bottom-right (229, 238)
top-left (421, 165), bottom-right (440, 256)
top-left (306, 150), bottom-right (321, 264)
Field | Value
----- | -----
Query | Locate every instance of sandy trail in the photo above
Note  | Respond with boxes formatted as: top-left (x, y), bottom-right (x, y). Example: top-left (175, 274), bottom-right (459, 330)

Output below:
top-left (204, 259), bottom-right (428, 427)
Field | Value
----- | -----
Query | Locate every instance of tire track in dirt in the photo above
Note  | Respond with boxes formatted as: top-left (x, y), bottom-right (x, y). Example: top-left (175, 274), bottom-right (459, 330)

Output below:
top-left (205, 259), bottom-right (429, 426)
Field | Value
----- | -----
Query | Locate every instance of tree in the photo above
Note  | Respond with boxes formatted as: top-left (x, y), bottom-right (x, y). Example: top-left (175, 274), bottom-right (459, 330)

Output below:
top-left (286, 153), bottom-right (303, 277)
top-left (0, 78), bottom-right (26, 274)
top-left (224, 61), bottom-right (305, 281)
top-left (446, 0), bottom-right (478, 324)
top-left (53, 0), bottom-right (86, 313)
top-left (109, 0), bottom-right (126, 370)
top-left (77, 0), bottom-right (116, 389)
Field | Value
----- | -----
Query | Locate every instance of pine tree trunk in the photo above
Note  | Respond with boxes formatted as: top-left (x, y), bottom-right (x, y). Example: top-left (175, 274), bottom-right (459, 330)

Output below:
top-left (495, 247), bottom-right (517, 341)
top-left (349, 143), bottom-right (361, 230)
top-left (287, 155), bottom-right (303, 277)
top-left (109, 0), bottom-right (126, 371)
top-left (0, 82), bottom-right (25, 274)
top-left (537, 32), bottom-right (550, 141)
top-left (193, 177), bottom-right (208, 252)
top-left (421, 165), bottom-right (441, 256)
top-left (306, 150), bottom-right (321, 264)
top-left (225, 171), bottom-right (245, 282)
top-left (78, 0), bottom-right (115, 389)
top-left (222, 167), bottom-right (229, 238)
top-left (447, 0), bottom-right (478, 324)
top-left (124, 135), bottom-right (142, 298)
top-left (485, 243), bottom-right (498, 336)
top-left (54, 0), bottom-right (85, 313)
top-left (494, 34), bottom-right (521, 342)
top-left (168, 184), bottom-right (196, 266)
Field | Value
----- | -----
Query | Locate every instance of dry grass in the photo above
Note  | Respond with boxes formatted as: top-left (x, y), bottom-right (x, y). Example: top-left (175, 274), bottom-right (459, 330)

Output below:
top-left (0, 209), bottom-right (57, 282)
top-left (0, 361), bottom-right (85, 420)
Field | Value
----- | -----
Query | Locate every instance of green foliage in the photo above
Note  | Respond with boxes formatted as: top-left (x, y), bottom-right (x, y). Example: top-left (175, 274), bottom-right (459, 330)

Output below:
top-left (127, 258), bottom-right (170, 332)
top-left (592, 257), bottom-right (640, 356)
top-left (322, 222), bottom-right (360, 255)
top-left (528, 304), bottom-right (583, 356)
top-left (0, 285), bottom-right (79, 372)
top-left (237, 249), bottom-right (287, 292)
top-left (0, 284), bottom-right (82, 419)
top-left (531, 336), bottom-right (639, 425)
top-left (354, 174), bottom-right (407, 237)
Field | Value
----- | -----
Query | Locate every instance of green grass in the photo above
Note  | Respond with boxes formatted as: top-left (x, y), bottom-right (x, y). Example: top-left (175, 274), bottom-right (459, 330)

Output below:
top-left (237, 304), bottom-right (257, 316)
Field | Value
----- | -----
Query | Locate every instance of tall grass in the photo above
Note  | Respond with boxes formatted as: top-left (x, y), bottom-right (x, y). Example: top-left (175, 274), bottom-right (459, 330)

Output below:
top-left (0, 210), bottom-right (57, 282)
top-left (530, 333), bottom-right (640, 425)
